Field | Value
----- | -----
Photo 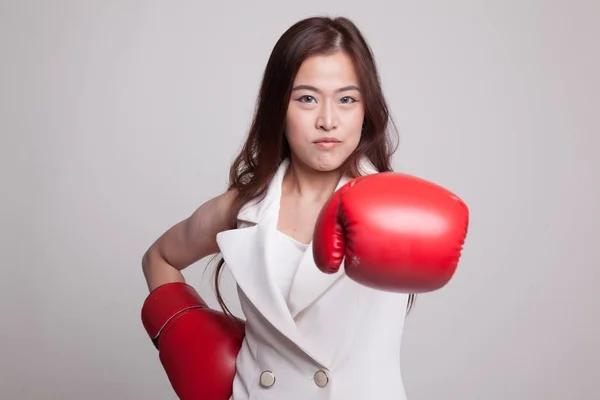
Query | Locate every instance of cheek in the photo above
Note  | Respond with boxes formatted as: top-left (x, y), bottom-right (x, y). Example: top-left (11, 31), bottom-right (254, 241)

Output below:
top-left (345, 110), bottom-right (365, 140)
top-left (285, 108), bottom-right (310, 143)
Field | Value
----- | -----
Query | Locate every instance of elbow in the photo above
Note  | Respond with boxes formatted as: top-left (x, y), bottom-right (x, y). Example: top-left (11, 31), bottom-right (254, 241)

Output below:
top-left (141, 247), bottom-right (157, 276)
top-left (141, 249), bottom-right (151, 280)
top-left (141, 250), bottom-right (149, 272)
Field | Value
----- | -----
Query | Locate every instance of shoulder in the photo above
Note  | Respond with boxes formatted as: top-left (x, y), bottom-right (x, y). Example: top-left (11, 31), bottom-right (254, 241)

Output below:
top-left (215, 189), bottom-right (243, 228)
top-left (187, 189), bottom-right (241, 234)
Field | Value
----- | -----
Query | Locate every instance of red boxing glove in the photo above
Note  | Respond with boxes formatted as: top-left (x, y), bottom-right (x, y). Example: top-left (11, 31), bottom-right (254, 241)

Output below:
top-left (313, 173), bottom-right (469, 293)
top-left (141, 282), bottom-right (245, 400)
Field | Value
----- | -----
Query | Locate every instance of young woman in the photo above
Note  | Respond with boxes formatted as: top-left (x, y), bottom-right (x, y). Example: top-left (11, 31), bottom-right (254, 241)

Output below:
top-left (141, 16), bottom-right (468, 400)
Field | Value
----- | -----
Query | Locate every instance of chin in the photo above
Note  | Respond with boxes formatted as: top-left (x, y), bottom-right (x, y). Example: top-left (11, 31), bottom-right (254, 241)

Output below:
top-left (290, 148), bottom-right (354, 173)
top-left (310, 153), bottom-right (348, 172)
top-left (312, 164), bottom-right (339, 173)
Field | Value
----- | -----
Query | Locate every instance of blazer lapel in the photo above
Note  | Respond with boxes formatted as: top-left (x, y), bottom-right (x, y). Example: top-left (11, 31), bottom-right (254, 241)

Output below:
top-left (215, 160), bottom-right (325, 363)
top-left (216, 159), bottom-right (296, 336)
top-left (287, 157), bottom-right (380, 319)
top-left (216, 221), bottom-right (299, 340)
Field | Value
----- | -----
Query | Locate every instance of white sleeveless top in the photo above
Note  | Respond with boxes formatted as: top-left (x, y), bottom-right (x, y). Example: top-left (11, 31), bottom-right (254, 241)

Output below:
top-left (271, 230), bottom-right (309, 308)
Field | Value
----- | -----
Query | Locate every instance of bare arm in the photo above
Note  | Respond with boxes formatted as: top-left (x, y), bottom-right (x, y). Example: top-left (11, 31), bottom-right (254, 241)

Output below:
top-left (142, 190), bottom-right (239, 292)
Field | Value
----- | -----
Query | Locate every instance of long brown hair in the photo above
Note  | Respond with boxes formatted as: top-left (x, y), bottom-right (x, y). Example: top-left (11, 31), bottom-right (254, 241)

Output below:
top-left (212, 16), bottom-right (416, 318)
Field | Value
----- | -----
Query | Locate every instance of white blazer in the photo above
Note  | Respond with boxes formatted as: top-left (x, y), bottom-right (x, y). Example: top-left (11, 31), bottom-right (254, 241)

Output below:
top-left (216, 158), bottom-right (410, 400)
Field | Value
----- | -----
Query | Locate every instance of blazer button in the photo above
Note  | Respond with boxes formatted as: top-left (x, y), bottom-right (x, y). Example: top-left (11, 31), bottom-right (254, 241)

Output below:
top-left (259, 370), bottom-right (276, 388)
top-left (314, 369), bottom-right (329, 388)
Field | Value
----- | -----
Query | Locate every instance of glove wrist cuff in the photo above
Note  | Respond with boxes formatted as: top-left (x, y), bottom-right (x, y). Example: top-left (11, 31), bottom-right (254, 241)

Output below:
top-left (141, 282), bottom-right (207, 345)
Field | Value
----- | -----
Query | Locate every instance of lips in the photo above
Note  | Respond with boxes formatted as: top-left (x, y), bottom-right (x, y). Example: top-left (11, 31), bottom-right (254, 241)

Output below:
top-left (313, 137), bottom-right (342, 150)
top-left (313, 137), bottom-right (340, 143)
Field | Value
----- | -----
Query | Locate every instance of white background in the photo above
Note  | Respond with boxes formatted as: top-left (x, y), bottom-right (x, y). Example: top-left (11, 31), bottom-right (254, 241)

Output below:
top-left (1, 1), bottom-right (598, 399)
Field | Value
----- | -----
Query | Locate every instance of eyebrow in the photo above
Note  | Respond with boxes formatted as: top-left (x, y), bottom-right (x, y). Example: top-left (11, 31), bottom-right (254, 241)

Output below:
top-left (291, 84), bottom-right (361, 93)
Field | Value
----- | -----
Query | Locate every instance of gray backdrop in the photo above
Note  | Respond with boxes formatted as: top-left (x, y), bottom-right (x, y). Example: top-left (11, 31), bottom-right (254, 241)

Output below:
top-left (1, 1), bottom-right (598, 399)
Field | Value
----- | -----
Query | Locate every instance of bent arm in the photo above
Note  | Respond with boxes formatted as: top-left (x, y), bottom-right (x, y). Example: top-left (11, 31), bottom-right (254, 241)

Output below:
top-left (142, 190), bottom-right (239, 292)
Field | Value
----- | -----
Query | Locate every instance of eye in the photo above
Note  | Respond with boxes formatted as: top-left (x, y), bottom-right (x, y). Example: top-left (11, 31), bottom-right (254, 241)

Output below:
top-left (297, 95), bottom-right (316, 103)
top-left (340, 96), bottom-right (357, 104)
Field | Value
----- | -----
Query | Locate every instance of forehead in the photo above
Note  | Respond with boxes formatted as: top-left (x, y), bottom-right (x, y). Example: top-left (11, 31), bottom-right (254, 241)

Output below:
top-left (293, 51), bottom-right (359, 87)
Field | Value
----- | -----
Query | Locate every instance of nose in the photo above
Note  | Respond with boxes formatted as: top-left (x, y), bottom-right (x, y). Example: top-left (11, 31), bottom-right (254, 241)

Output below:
top-left (316, 101), bottom-right (338, 131)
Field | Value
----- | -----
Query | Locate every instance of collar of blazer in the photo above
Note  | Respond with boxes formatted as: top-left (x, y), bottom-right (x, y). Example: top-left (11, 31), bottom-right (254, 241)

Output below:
top-left (216, 156), bottom-right (379, 366)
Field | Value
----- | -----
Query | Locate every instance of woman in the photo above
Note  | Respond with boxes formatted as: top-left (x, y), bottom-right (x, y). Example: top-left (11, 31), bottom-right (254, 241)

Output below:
top-left (141, 16), bottom-right (468, 400)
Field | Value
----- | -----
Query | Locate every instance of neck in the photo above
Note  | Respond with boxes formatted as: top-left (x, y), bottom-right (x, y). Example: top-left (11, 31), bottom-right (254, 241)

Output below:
top-left (282, 158), bottom-right (343, 202)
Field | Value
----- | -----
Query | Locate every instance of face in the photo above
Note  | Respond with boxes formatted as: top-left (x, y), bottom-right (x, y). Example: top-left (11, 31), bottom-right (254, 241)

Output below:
top-left (285, 51), bottom-right (364, 172)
